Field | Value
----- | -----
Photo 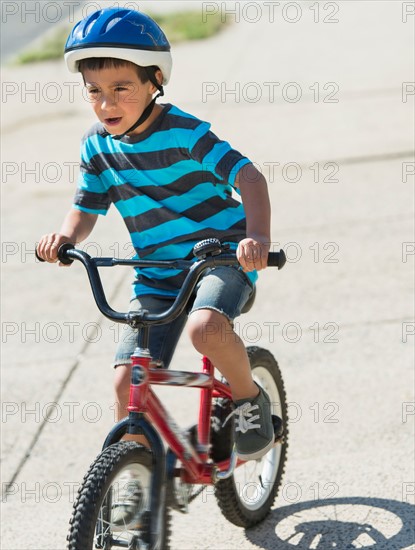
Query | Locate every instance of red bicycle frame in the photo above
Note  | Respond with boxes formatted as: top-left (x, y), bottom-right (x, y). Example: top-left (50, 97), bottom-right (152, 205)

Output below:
top-left (127, 353), bottom-right (235, 485)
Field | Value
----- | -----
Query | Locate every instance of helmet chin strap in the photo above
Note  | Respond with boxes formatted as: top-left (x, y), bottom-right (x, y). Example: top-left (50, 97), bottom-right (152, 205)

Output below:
top-left (102, 67), bottom-right (164, 140)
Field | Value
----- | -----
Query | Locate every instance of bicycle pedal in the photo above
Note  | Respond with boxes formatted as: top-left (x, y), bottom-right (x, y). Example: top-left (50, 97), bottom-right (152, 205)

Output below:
top-left (275, 432), bottom-right (285, 445)
top-left (272, 414), bottom-right (284, 442)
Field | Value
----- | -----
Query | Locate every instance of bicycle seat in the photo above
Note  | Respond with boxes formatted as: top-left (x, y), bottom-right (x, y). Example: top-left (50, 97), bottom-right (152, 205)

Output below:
top-left (241, 286), bottom-right (256, 314)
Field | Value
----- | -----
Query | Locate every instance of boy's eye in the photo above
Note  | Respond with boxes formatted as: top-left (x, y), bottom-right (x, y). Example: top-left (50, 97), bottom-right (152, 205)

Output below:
top-left (87, 88), bottom-right (99, 95)
top-left (114, 86), bottom-right (128, 92)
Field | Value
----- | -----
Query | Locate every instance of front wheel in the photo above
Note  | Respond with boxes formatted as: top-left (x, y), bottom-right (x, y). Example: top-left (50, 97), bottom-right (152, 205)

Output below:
top-left (214, 346), bottom-right (288, 528)
top-left (67, 441), bottom-right (171, 549)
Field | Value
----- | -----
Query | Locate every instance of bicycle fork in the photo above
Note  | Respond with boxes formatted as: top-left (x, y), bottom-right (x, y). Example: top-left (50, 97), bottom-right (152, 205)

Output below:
top-left (102, 346), bottom-right (167, 550)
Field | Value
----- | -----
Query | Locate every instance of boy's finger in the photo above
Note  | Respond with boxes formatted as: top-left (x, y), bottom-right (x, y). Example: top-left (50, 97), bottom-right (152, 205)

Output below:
top-left (45, 241), bottom-right (59, 262)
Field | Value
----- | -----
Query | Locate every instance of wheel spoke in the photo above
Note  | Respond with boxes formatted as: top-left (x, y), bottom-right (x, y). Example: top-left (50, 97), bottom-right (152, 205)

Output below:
top-left (67, 442), bottom-right (170, 550)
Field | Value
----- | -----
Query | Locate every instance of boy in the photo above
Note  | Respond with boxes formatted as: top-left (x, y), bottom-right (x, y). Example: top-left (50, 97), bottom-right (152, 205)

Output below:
top-left (37, 8), bottom-right (277, 462)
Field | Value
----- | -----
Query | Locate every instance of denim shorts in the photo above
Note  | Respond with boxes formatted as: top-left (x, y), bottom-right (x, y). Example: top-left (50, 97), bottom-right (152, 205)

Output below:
top-left (113, 266), bottom-right (254, 368)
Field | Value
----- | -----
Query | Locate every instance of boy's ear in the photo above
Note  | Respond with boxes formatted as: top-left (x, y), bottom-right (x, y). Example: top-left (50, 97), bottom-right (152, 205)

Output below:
top-left (149, 69), bottom-right (163, 94)
top-left (154, 69), bottom-right (163, 88)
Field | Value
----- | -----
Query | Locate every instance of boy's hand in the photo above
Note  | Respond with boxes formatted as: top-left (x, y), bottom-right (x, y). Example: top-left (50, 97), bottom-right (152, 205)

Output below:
top-left (237, 237), bottom-right (270, 272)
top-left (37, 233), bottom-right (73, 266)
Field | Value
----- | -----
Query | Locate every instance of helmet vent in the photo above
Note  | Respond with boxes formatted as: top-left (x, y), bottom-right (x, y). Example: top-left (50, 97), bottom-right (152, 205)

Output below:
top-left (83, 11), bottom-right (101, 37)
top-left (102, 10), bottom-right (130, 34)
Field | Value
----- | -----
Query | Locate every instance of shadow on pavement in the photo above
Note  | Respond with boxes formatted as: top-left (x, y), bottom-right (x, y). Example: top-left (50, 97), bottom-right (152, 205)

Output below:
top-left (245, 497), bottom-right (415, 550)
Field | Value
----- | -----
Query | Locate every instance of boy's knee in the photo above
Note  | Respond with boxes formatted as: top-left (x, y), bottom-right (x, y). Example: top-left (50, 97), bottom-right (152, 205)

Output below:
top-left (187, 309), bottom-right (235, 352)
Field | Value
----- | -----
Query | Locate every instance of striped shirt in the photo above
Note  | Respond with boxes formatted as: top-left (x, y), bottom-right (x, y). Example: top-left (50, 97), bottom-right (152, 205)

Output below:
top-left (74, 103), bottom-right (256, 297)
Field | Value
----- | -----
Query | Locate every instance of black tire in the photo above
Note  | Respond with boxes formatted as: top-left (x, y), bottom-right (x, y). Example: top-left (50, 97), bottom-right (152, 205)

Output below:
top-left (67, 441), bottom-right (171, 549)
top-left (213, 346), bottom-right (288, 528)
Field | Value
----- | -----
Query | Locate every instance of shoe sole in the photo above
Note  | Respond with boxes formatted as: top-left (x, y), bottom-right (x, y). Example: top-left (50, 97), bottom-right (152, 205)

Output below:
top-left (236, 437), bottom-right (275, 462)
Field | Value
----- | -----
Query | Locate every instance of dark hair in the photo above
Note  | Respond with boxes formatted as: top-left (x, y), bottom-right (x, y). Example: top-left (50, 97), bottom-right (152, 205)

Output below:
top-left (78, 57), bottom-right (151, 83)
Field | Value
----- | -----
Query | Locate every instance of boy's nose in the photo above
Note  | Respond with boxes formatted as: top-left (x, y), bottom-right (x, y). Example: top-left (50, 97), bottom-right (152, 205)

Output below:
top-left (100, 93), bottom-right (117, 109)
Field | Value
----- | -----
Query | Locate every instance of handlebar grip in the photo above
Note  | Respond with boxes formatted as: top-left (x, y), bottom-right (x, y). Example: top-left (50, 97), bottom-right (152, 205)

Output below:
top-left (35, 247), bottom-right (45, 262)
top-left (268, 249), bottom-right (286, 270)
top-left (35, 244), bottom-right (75, 264)
top-left (57, 243), bottom-right (75, 265)
top-left (35, 246), bottom-right (45, 263)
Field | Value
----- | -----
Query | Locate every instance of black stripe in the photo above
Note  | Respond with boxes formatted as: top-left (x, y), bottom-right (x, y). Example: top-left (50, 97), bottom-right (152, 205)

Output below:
top-left (124, 196), bottom-right (241, 233)
top-left (180, 196), bottom-right (241, 223)
top-left (164, 112), bottom-right (201, 131)
top-left (108, 172), bottom-right (223, 203)
top-left (227, 219), bottom-right (247, 233)
top-left (190, 130), bottom-right (219, 162)
top-left (137, 227), bottom-right (246, 258)
top-left (74, 189), bottom-right (110, 211)
top-left (216, 150), bottom-right (249, 181)
top-left (124, 207), bottom-right (179, 234)
top-left (90, 148), bottom-right (188, 174)
top-left (81, 122), bottom-right (106, 143)
top-left (80, 160), bottom-right (98, 175)
top-left (122, 195), bottom-right (242, 234)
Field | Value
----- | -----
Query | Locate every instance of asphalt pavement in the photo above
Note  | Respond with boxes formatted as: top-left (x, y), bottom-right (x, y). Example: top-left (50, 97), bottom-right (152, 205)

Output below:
top-left (1, 1), bottom-right (414, 549)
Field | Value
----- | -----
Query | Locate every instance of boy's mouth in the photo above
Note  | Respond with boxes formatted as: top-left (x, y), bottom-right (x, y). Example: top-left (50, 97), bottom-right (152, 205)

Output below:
top-left (104, 117), bottom-right (122, 126)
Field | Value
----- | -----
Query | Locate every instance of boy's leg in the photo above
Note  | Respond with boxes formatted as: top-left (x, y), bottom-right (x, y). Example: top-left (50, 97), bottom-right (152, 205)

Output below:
top-left (187, 308), bottom-right (258, 401)
top-left (187, 266), bottom-right (276, 460)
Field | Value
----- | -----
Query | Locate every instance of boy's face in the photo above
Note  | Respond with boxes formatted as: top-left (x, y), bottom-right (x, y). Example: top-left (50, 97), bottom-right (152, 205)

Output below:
top-left (83, 64), bottom-right (157, 135)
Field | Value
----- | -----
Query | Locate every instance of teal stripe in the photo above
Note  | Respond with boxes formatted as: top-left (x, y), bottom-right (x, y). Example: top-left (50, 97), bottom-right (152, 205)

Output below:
top-left (115, 182), bottom-right (220, 219)
top-left (73, 204), bottom-right (108, 216)
top-left (203, 141), bottom-right (231, 166)
top-left (228, 158), bottom-right (251, 186)
top-left (143, 241), bottom-right (195, 260)
top-left (168, 105), bottom-right (200, 120)
top-left (246, 270), bottom-right (258, 285)
top-left (135, 267), bottom-right (182, 280)
top-left (188, 121), bottom-right (211, 152)
top-left (199, 206), bottom-right (246, 230)
top-left (131, 283), bottom-right (178, 298)
top-left (84, 127), bottom-right (196, 159)
top-left (160, 183), bottom-right (221, 212)
top-left (130, 206), bottom-right (245, 250)
top-left (99, 159), bottom-right (202, 188)
top-left (77, 172), bottom-right (108, 193)
top-left (114, 196), bottom-right (162, 218)
top-left (130, 219), bottom-right (200, 250)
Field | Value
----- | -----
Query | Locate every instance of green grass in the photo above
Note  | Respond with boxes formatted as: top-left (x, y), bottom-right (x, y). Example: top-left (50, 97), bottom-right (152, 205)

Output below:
top-left (153, 10), bottom-right (227, 42)
top-left (14, 11), bottom-right (229, 65)
top-left (15, 25), bottom-right (72, 64)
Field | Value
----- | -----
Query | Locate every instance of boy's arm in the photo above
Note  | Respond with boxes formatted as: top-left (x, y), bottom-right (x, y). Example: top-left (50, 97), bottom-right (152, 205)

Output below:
top-left (235, 164), bottom-right (271, 272)
top-left (37, 208), bottom-right (98, 263)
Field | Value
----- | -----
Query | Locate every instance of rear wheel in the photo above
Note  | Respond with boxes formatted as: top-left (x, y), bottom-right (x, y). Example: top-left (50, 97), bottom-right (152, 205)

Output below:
top-left (213, 346), bottom-right (288, 528)
top-left (67, 441), bottom-right (170, 549)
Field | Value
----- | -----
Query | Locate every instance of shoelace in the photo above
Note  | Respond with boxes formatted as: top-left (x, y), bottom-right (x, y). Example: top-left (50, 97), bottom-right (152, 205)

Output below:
top-left (223, 402), bottom-right (261, 434)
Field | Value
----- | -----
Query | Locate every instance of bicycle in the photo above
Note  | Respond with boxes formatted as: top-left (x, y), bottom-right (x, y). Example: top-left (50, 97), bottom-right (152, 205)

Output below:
top-left (38, 238), bottom-right (288, 549)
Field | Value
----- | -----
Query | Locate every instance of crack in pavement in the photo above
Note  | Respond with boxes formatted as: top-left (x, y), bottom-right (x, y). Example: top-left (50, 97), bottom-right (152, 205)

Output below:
top-left (1, 268), bottom-right (129, 499)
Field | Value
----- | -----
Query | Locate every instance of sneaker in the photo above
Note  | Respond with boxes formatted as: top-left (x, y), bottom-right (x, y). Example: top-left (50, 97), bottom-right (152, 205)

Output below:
top-left (111, 471), bottom-right (145, 531)
top-left (210, 397), bottom-right (234, 462)
top-left (224, 384), bottom-right (276, 461)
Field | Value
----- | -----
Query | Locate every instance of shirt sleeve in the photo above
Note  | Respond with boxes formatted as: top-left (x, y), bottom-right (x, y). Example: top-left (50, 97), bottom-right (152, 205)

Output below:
top-left (73, 136), bottom-right (111, 216)
top-left (187, 121), bottom-right (252, 188)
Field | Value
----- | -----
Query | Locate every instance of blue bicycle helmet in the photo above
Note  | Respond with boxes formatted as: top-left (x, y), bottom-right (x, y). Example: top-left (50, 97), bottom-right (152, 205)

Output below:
top-left (64, 8), bottom-right (172, 84)
top-left (64, 8), bottom-right (172, 138)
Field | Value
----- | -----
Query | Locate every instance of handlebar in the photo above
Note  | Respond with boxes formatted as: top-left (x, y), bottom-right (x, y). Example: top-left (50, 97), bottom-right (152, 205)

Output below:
top-left (36, 241), bottom-right (286, 328)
